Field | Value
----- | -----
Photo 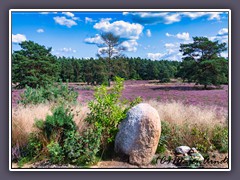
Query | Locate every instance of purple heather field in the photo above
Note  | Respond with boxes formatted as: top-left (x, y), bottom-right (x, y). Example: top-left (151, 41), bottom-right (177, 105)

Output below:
top-left (12, 80), bottom-right (228, 113)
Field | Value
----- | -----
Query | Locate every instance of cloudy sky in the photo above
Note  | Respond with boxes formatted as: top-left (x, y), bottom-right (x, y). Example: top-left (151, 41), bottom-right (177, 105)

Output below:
top-left (11, 11), bottom-right (229, 61)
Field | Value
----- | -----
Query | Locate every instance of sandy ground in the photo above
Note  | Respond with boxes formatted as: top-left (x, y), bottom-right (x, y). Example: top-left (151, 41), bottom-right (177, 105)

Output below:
top-left (12, 152), bottom-right (228, 169)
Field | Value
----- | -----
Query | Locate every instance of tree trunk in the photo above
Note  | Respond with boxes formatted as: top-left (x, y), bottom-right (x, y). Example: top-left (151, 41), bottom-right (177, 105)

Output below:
top-left (108, 78), bottom-right (111, 87)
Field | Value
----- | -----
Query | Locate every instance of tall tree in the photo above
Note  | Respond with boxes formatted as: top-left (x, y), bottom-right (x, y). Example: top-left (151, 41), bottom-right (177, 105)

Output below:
top-left (97, 32), bottom-right (126, 86)
top-left (12, 41), bottom-right (60, 88)
top-left (179, 37), bottom-right (228, 89)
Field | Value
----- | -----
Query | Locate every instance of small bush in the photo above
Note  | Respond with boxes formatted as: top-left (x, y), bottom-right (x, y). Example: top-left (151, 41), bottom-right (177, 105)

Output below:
top-left (212, 126), bottom-right (228, 153)
top-left (19, 82), bottom-right (78, 105)
top-left (24, 133), bottom-right (43, 159)
top-left (18, 105), bottom-right (103, 166)
top-left (156, 121), bottom-right (171, 154)
top-left (191, 126), bottom-right (214, 153)
top-left (86, 76), bottom-right (142, 157)
top-left (47, 141), bottom-right (65, 164)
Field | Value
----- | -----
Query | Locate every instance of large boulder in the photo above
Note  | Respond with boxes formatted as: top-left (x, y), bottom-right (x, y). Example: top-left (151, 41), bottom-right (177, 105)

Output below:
top-left (115, 103), bottom-right (161, 165)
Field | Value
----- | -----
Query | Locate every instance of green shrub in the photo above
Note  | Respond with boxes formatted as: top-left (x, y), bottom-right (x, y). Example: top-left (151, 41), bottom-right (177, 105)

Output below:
top-left (212, 126), bottom-right (228, 153)
top-left (19, 105), bottom-right (104, 166)
top-left (38, 106), bottom-right (77, 141)
top-left (191, 126), bottom-right (214, 153)
top-left (86, 76), bottom-right (142, 156)
top-left (17, 77), bottom-right (142, 166)
top-left (47, 141), bottom-right (65, 164)
top-left (19, 82), bottom-right (78, 105)
top-left (156, 121), bottom-right (171, 154)
top-left (24, 133), bottom-right (43, 159)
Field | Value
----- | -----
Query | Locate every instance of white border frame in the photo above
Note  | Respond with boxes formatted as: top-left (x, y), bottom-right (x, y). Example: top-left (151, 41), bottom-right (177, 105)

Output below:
top-left (9, 9), bottom-right (231, 171)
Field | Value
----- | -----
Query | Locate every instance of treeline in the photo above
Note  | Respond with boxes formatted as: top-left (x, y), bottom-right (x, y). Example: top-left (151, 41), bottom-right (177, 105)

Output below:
top-left (58, 57), bottom-right (180, 85)
top-left (12, 40), bottom-right (228, 89)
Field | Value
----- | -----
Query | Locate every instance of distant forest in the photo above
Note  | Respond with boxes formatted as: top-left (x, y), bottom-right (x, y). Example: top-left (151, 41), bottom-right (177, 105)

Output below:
top-left (12, 39), bottom-right (228, 89)
top-left (58, 57), bottom-right (180, 85)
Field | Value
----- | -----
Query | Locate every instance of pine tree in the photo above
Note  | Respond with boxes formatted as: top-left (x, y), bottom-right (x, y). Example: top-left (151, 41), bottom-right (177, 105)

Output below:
top-left (12, 41), bottom-right (60, 88)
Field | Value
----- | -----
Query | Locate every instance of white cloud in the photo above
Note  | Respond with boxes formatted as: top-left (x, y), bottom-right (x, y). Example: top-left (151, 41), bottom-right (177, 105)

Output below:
top-left (39, 12), bottom-right (58, 14)
top-left (12, 34), bottom-right (27, 43)
top-left (85, 34), bottom-right (138, 52)
top-left (62, 12), bottom-right (79, 21)
top-left (84, 34), bottom-right (104, 44)
top-left (147, 41), bottom-right (183, 61)
top-left (62, 12), bottom-right (74, 18)
top-left (39, 12), bottom-right (50, 14)
top-left (37, 29), bottom-right (44, 33)
top-left (164, 13), bottom-right (181, 24)
top-left (209, 28), bottom-right (228, 44)
top-left (85, 17), bottom-right (95, 23)
top-left (176, 32), bottom-right (190, 41)
top-left (53, 16), bottom-right (77, 28)
top-left (182, 12), bottom-right (223, 21)
top-left (164, 43), bottom-right (176, 48)
top-left (91, 19), bottom-right (143, 52)
top-left (146, 29), bottom-right (151, 37)
top-left (93, 19), bottom-right (143, 40)
top-left (218, 28), bottom-right (228, 36)
top-left (166, 32), bottom-right (190, 41)
top-left (221, 52), bottom-right (228, 58)
top-left (147, 53), bottom-right (166, 60)
top-left (124, 12), bottom-right (225, 25)
top-left (207, 12), bottom-right (223, 20)
top-left (210, 35), bottom-right (228, 44)
top-left (121, 40), bottom-right (138, 52)
top-left (166, 32), bottom-right (173, 37)
top-left (60, 47), bottom-right (77, 53)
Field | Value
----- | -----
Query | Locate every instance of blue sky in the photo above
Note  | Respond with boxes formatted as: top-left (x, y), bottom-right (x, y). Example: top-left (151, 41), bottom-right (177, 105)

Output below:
top-left (11, 11), bottom-right (229, 61)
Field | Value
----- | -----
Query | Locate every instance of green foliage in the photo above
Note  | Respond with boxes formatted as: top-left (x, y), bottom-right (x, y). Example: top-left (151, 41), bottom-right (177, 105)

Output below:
top-left (56, 57), bottom-right (180, 85)
top-left (156, 122), bottom-right (228, 157)
top-left (191, 126), bottom-right (214, 153)
top-left (86, 76), bottom-right (142, 156)
top-left (24, 133), bottom-right (43, 159)
top-left (197, 58), bottom-right (228, 88)
top-left (179, 37), bottom-right (228, 88)
top-left (12, 40), bottom-right (60, 88)
top-left (182, 154), bottom-right (202, 168)
top-left (18, 82), bottom-right (78, 105)
top-left (159, 65), bottom-right (171, 83)
top-left (17, 157), bottom-right (31, 168)
top-left (16, 133), bottom-right (43, 167)
top-left (212, 126), bottom-right (228, 153)
top-left (76, 128), bottom-right (102, 165)
top-left (40, 106), bottom-right (77, 141)
top-left (156, 121), bottom-right (171, 154)
top-left (19, 105), bottom-right (104, 166)
top-left (47, 141), bottom-right (65, 164)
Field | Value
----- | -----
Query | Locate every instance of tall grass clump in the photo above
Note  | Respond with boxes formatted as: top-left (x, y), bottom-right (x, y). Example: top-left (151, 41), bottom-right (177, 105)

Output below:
top-left (15, 105), bottom-right (100, 166)
top-left (12, 104), bottom-right (88, 148)
top-left (150, 99), bottom-right (229, 155)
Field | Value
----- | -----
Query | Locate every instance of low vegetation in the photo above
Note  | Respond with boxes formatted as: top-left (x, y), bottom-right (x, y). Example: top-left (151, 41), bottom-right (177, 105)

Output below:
top-left (12, 77), bottom-right (142, 166)
top-left (12, 80), bottom-right (228, 168)
top-left (18, 82), bottom-right (78, 106)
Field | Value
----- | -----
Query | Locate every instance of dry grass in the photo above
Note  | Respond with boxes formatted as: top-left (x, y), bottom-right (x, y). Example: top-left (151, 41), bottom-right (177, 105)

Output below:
top-left (12, 103), bottom-right (89, 147)
top-left (12, 100), bottom-right (227, 149)
top-left (145, 100), bottom-right (228, 127)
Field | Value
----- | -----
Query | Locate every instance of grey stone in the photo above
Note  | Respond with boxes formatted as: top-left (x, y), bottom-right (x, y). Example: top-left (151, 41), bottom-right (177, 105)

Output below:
top-left (175, 146), bottom-right (191, 154)
top-left (115, 103), bottom-right (161, 165)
